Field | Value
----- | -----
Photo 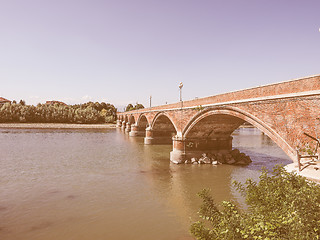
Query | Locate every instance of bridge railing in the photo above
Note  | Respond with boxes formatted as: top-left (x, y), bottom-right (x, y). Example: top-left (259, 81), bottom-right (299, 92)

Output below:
top-left (296, 132), bottom-right (320, 172)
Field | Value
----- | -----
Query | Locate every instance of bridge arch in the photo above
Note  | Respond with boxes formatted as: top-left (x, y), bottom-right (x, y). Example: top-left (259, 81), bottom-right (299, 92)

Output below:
top-left (146, 112), bottom-right (177, 144)
top-left (151, 112), bottom-right (178, 133)
top-left (183, 106), bottom-right (295, 161)
top-left (128, 115), bottom-right (135, 124)
top-left (128, 114), bottom-right (149, 137)
top-left (137, 114), bottom-right (149, 129)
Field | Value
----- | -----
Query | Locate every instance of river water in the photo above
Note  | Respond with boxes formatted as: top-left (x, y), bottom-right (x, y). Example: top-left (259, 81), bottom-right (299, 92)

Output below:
top-left (0, 127), bottom-right (291, 240)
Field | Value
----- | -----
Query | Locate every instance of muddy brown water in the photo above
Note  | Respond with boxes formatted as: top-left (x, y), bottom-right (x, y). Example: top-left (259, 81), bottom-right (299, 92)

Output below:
top-left (0, 127), bottom-right (291, 240)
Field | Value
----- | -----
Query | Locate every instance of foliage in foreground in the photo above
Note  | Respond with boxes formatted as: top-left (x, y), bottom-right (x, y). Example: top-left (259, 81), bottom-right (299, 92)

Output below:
top-left (190, 166), bottom-right (320, 240)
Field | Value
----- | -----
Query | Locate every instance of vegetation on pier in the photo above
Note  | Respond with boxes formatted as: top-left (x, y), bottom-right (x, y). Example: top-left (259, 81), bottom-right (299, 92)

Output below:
top-left (0, 101), bottom-right (117, 124)
top-left (190, 165), bottom-right (320, 240)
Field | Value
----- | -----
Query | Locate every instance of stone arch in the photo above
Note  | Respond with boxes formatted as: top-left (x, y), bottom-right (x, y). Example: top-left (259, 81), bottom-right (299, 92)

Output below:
top-left (149, 112), bottom-right (177, 142)
top-left (124, 115), bottom-right (128, 122)
top-left (151, 112), bottom-right (178, 132)
top-left (129, 115), bottom-right (135, 124)
top-left (129, 114), bottom-right (148, 137)
top-left (137, 114), bottom-right (149, 129)
top-left (183, 106), bottom-right (295, 161)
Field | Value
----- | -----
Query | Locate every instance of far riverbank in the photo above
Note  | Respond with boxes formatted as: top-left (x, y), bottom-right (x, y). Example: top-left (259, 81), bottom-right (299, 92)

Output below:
top-left (0, 123), bottom-right (116, 129)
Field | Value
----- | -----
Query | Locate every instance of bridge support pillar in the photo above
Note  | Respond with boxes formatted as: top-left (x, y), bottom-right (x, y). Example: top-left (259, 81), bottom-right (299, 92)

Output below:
top-left (144, 127), bottom-right (172, 144)
top-left (170, 136), bottom-right (233, 164)
top-left (116, 120), bottom-right (122, 128)
top-left (129, 124), bottom-right (145, 137)
top-left (170, 136), bottom-right (186, 164)
top-left (125, 122), bottom-right (131, 133)
top-left (144, 127), bottom-right (154, 144)
top-left (121, 121), bottom-right (126, 131)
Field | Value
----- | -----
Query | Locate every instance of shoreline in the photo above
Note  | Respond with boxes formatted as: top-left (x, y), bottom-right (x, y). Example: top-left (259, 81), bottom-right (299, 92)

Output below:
top-left (0, 123), bottom-right (116, 129)
top-left (285, 162), bottom-right (320, 183)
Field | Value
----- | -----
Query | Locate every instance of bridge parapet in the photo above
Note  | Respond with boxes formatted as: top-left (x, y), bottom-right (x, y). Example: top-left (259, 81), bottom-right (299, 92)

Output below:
top-left (118, 75), bottom-right (320, 115)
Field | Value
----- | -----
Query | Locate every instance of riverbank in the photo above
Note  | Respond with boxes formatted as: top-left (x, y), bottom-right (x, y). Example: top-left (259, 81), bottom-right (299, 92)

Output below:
top-left (0, 123), bottom-right (116, 129)
top-left (285, 162), bottom-right (320, 183)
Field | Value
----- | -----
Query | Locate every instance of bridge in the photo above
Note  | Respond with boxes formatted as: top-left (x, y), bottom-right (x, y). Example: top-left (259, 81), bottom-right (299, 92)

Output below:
top-left (117, 75), bottom-right (320, 164)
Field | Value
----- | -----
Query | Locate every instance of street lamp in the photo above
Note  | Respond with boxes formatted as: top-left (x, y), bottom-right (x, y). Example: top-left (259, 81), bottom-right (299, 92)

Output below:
top-left (149, 95), bottom-right (152, 108)
top-left (179, 82), bottom-right (183, 102)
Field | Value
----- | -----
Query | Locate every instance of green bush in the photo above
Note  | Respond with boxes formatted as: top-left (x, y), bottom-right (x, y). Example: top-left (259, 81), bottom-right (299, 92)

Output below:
top-left (125, 103), bottom-right (144, 112)
top-left (190, 165), bottom-right (320, 240)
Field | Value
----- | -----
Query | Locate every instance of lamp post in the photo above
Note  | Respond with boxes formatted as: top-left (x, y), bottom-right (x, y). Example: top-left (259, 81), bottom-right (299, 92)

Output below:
top-left (149, 95), bottom-right (152, 108)
top-left (178, 82), bottom-right (185, 157)
top-left (179, 82), bottom-right (183, 102)
top-left (179, 82), bottom-right (183, 109)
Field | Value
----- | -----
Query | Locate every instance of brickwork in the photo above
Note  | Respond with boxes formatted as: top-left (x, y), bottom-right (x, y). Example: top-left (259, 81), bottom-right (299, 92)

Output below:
top-left (117, 75), bottom-right (320, 163)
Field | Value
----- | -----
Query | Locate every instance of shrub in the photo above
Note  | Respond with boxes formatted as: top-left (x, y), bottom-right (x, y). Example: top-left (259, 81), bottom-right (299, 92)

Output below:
top-left (190, 165), bottom-right (320, 240)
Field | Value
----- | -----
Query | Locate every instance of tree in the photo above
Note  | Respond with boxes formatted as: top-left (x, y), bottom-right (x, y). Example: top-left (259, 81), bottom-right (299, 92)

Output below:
top-left (19, 99), bottom-right (26, 106)
top-left (190, 165), bottom-right (320, 240)
top-left (125, 104), bottom-right (134, 112)
top-left (134, 103), bottom-right (144, 110)
top-left (125, 103), bottom-right (144, 111)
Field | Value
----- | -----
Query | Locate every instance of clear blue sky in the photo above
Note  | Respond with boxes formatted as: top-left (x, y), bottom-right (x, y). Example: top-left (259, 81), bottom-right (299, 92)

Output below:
top-left (0, 0), bottom-right (319, 110)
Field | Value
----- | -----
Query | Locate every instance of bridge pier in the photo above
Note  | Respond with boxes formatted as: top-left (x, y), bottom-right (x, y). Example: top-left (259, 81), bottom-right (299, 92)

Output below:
top-left (170, 136), bottom-right (186, 164)
top-left (129, 124), bottom-right (145, 137)
top-left (121, 121), bottom-right (126, 131)
top-left (116, 120), bottom-right (122, 128)
top-left (170, 136), bottom-right (233, 164)
top-left (125, 122), bottom-right (131, 133)
top-left (144, 127), bottom-right (154, 144)
top-left (144, 127), bottom-right (172, 145)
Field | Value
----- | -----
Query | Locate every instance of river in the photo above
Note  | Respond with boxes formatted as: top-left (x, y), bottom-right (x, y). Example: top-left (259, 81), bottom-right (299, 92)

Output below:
top-left (0, 127), bottom-right (291, 240)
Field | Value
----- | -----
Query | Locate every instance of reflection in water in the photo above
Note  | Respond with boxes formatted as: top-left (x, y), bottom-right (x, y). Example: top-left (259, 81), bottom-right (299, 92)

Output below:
top-left (0, 127), bottom-right (291, 240)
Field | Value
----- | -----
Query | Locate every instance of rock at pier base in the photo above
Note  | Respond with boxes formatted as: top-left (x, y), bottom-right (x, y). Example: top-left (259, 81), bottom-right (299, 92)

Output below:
top-left (182, 149), bottom-right (252, 166)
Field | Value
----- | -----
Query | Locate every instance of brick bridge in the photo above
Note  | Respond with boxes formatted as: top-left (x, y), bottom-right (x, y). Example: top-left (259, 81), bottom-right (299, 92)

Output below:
top-left (117, 75), bottom-right (320, 164)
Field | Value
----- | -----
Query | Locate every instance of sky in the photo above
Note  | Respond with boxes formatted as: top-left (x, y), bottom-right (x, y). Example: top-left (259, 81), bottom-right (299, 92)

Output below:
top-left (0, 0), bottom-right (319, 110)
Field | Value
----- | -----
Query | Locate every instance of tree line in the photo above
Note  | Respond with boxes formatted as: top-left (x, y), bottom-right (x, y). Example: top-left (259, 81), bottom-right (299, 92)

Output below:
top-left (0, 101), bottom-right (117, 124)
